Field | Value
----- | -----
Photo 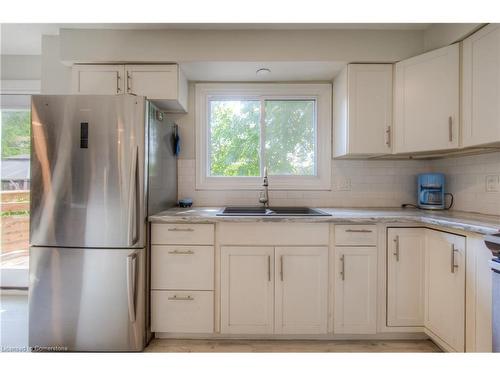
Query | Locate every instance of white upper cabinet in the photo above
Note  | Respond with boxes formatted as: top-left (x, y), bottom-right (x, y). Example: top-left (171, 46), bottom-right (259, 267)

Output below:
top-left (462, 24), bottom-right (500, 147)
top-left (125, 65), bottom-right (188, 112)
top-left (333, 64), bottom-right (393, 157)
top-left (274, 247), bottom-right (328, 334)
top-left (72, 65), bottom-right (125, 95)
top-left (387, 228), bottom-right (425, 327)
top-left (394, 44), bottom-right (460, 153)
top-left (425, 230), bottom-right (465, 352)
top-left (71, 64), bottom-right (188, 112)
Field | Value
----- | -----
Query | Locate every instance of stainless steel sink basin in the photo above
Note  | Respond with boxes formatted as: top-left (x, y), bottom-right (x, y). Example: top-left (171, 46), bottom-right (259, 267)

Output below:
top-left (217, 206), bottom-right (331, 216)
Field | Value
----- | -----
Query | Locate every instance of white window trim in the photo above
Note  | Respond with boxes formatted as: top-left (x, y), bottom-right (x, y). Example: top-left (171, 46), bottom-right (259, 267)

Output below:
top-left (195, 83), bottom-right (332, 191)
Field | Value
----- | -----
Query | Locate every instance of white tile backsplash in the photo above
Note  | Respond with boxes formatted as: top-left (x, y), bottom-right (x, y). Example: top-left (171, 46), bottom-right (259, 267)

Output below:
top-left (176, 152), bottom-right (500, 215)
top-left (177, 158), bottom-right (432, 208)
top-left (430, 152), bottom-right (500, 215)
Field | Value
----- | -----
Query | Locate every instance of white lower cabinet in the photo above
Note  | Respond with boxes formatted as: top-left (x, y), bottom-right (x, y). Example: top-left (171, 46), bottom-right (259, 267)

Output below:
top-left (387, 228), bottom-right (425, 327)
top-left (425, 230), bottom-right (466, 352)
top-left (150, 223), bottom-right (215, 334)
top-left (220, 245), bottom-right (329, 335)
top-left (334, 247), bottom-right (377, 334)
top-left (274, 247), bottom-right (328, 334)
top-left (151, 290), bottom-right (214, 333)
top-left (220, 246), bottom-right (275, 334)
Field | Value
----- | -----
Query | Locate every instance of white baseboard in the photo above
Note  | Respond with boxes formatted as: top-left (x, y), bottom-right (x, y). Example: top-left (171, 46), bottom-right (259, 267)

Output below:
top-left (155, 332), bottom-right (429, 340)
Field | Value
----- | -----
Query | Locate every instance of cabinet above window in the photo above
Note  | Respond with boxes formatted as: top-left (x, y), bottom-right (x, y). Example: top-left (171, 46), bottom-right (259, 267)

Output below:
top-left (71, 64), bottom-right (188, 112)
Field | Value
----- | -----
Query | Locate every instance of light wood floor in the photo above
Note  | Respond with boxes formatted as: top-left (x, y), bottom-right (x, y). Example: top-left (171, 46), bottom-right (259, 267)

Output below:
top-left (145, 339), bottom-right (441, 353)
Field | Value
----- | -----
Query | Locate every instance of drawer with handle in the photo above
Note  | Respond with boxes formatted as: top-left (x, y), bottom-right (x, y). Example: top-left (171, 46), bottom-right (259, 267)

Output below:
top-left (151, 290), bottom-right (214, 333)
top-left (334, 225), bottom-right (377, 246)
top-left (151, 246), bottom-right (214, 290)
top-left (151, 223), bottom-right (214, 245)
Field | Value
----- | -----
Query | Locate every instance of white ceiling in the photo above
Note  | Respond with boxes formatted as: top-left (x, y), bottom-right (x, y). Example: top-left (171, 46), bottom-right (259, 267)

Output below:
top-left (0, 23), bottom-right (432, 55)
top-left (180, 61), bottom-right (347, 82)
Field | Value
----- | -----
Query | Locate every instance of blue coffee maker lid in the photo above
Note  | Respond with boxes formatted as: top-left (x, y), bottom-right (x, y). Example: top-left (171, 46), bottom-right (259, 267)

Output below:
top-left (418, 173), bottom-right (445, 188)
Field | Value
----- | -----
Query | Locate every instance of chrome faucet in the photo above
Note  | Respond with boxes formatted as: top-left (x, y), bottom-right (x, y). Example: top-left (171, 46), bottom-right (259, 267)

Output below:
top-left (259, 167), bottom-right (270, 208)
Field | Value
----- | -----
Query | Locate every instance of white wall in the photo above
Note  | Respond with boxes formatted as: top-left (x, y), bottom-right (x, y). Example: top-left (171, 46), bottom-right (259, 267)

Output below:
top-left (58, 28), bottom-right (425, 63)
top-left (40, 35), bottom-right (71, 94)
top-left (423, 23), bottom-right (483, 52)
top-left (0, 55), bottom-right (41, 80)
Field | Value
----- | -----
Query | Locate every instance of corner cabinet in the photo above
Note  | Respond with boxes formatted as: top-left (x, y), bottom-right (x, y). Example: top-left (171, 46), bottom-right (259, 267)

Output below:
top-left (71, 64), bottom-right (188, 112)
top-left (462, 23), bottom-right (500, 148)
top-left (394, 44), bottom-right (460, 153)
top-left (387, 228), bottom-right (425, 327)
top-left (333, 64), bottom-right (393, 157)
top-left (424, 229), bottom-right (466, 352)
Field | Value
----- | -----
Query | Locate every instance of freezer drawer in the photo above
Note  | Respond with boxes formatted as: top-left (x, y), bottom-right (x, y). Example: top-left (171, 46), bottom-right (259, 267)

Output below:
top-left (29, 247), bottom-right (146, 351)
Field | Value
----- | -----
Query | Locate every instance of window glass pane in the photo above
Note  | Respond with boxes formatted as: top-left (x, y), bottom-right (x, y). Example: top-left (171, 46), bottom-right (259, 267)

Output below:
top-left (209, 100), bottom-right (260, 176)
top-left (1, 103), bottom-right (31, 287)
top-left (264, 100), bottom-right (315, 175)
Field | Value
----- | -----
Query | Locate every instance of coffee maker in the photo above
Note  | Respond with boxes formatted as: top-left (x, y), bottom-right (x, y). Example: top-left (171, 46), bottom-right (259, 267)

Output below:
top-left (417, 173), bottom-right (446, 210)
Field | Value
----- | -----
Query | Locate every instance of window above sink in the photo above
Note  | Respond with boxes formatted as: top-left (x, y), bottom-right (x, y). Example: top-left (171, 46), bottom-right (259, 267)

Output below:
top-left (195, 83), bottom-right (332, 191)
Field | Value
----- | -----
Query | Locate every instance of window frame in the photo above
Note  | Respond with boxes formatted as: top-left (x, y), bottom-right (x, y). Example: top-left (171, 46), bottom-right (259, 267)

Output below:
top-left (195, 83), bottom-right (332, 190)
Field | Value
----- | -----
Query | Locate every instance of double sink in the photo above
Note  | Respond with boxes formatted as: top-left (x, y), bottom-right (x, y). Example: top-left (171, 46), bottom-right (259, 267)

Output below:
top-left (217, 206), bottom-right (331, 216)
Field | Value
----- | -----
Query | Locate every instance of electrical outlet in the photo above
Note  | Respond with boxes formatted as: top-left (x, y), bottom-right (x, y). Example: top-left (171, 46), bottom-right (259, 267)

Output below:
top-left (485, 175), bottom-right (500, 192)
top-left (336, 177), bottom-right (351, 191)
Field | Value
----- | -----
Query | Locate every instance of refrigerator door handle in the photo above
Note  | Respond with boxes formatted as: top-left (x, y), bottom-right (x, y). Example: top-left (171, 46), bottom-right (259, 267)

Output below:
top-left (129, 146), bottom-right (140, 246)
top-left (126, 250), bottom-right (139, 322)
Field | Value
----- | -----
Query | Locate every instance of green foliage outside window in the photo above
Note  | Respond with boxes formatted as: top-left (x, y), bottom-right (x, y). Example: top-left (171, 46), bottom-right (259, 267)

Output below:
top-left (1, 111), bottom-right (31, 158)
top-left (209, 99), bottom-right (315, 177)
top-left (209, 100), bottom-right (261, 176)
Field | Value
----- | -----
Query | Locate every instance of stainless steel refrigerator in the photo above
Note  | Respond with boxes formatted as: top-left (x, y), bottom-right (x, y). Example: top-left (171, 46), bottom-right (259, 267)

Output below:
top-left (28, 95), bottom-right (177, 351)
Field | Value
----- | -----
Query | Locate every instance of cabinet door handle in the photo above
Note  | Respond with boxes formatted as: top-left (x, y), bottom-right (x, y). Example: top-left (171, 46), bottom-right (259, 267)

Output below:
top-left (267, 255), bottom-right (271, 282)
top-left (340, 254), bottom-right (345, 281)
top-left (451, 244), bottom-right (459, 273)
top-left (385, 126), bottom-right (391, 148)
top-left (345, 229), bottom-right (373, 233)
top-left (280, 255), bottom-right (284, 281)
top-left (168, 250), bottom-right (194, 255)
top-left (448, 116), bottom-right (453, 142)
top-left (393, 235), bottom-right (400, 262)
top-left (168, 228), bottom-right (194, 232)
top-left (116, 72), bottom-right (121, 93)
top-left (127, 72), bottom-right (132, 93)
top-left (168, 295), bottom-right (194, 301)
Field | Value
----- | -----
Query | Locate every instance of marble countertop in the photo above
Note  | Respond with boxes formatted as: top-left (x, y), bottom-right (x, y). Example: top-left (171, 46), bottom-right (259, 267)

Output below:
top-left (149, 207), bottom-right (500, 235)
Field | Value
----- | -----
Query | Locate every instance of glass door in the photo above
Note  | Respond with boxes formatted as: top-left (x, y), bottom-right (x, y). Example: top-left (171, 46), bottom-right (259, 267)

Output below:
top-left (1, 94), bottom-right (31, 288)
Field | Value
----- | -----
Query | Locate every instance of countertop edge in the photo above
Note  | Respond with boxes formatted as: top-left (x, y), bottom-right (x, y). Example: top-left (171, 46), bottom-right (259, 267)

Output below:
top-left (148, 208), bottom-right (500, 236)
